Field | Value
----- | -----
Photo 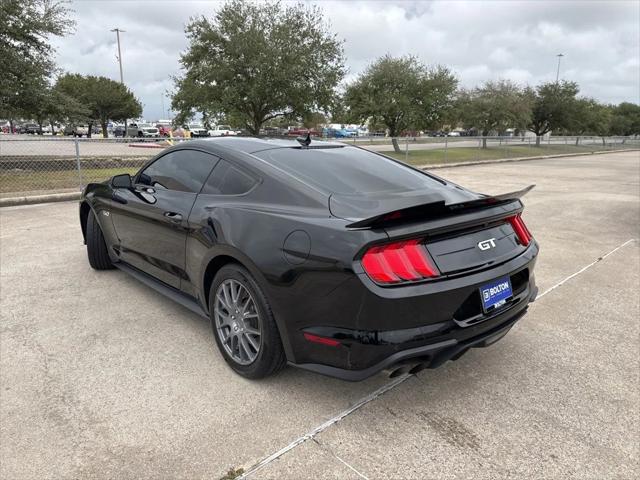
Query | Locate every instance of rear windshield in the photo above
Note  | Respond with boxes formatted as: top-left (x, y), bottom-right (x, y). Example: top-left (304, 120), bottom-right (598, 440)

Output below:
top-left (254, 147), bottom-right (442, 194)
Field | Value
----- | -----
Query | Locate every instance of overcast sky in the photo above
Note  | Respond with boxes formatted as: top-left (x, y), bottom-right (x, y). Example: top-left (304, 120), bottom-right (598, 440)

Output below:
top-left (50, 0), bottom-right (640, 120)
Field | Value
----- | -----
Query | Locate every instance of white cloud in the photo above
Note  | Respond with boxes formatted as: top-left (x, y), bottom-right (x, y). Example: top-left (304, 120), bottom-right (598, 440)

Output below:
top-left (49, 0), bottom-right (640, 119)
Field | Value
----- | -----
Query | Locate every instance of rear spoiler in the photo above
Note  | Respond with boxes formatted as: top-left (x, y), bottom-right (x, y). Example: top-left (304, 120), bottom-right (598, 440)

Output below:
top-left (345, 185), bottom-right (535, 229)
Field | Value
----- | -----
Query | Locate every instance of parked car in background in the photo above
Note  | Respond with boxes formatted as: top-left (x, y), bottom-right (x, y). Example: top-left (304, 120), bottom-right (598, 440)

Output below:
top-left (322, 127), bottom-right (355, 138)
top-left (156, 122), bottom-right (172, 137)
top-left (188, 123), bottom-right (209, 137)
top-left (447, 131), bottom-right (461, 137)
top-left (286, 127), bottom-right (321, 137)
top-left (261, 126), bottom-right (286, 136)
top-left (19, 123), bottom-right (40, 134)
top-left (127, 123), bottom-right (160, 138)
top-left (208, 125), bottom-right (237, 137)
top-left (113, 126), bottom-right (126, 138)
top-left (64, 124), bottom-right (89, 137)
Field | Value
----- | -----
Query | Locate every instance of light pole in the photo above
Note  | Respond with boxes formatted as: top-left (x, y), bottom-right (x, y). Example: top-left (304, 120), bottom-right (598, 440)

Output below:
top-left (555, 53), bottom-right (564, 83)
top-left (110, 28), bottom-right (125, 83)
top-left (111, 28), bottom-right (127, 133)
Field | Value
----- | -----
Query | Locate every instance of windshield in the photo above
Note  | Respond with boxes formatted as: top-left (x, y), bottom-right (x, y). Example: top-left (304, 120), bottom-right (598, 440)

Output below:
top-left (218, 125), bottom-right (231, 130)
top-left (254, 147), bottom-right (443, 195)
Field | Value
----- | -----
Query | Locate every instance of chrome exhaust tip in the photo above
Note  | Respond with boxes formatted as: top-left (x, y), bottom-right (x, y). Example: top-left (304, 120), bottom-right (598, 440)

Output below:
top-left (409, 363), bottom-right (427, 375)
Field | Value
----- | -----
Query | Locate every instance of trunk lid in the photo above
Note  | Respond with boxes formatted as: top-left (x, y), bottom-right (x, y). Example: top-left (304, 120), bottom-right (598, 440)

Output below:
top-left (337, 185), bottom-right (535, 275)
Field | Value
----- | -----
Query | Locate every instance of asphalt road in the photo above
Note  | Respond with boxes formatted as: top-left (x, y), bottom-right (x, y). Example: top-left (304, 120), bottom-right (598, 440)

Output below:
top-left (1, 151), bottom-right (638, 479)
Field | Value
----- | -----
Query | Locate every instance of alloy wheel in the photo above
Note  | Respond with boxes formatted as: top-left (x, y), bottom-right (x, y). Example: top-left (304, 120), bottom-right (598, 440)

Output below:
top-left (214, 279), bottom-right (262, 365)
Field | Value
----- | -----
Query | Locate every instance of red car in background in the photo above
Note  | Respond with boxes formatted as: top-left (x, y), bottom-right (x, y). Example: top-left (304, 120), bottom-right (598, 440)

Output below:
top-left (156, 122), bottom-right (172, 137)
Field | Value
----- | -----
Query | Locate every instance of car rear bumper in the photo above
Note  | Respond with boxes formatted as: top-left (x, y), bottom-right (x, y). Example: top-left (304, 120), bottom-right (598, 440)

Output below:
top-left (292, 279), bottom-right (536, 381)
top-left (286, 245), bottom-right (538, 381)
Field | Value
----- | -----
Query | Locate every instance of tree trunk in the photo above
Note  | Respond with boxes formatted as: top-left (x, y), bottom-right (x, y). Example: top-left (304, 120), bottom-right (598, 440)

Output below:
top-left (535, 135), bottom-right (541, 147)
top-left (9, 119), bottom-right (14, 134)
top-left (101, 121), bottom-right (108, 138)
top-left (250, 120), bottom-right (261, 136)
top-left (575, 136), bottom-right (580, 146)
top-left (87, 121), bottom-right (93, 138)
top-left (481, 130), bottom-right (488, 149)
top-left (601, 137), bottom-right (605, 146)
top-left (37, 121), bottom-right (44, 135)
top-left (391, 137), bottom-right (402, 153)
top-left (50, 121), bottom-right (56, 135)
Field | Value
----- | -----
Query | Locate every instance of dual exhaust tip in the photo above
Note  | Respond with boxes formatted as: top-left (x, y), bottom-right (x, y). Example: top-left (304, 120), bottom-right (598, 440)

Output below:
top-left (385, 361), bottom-right (428, 378)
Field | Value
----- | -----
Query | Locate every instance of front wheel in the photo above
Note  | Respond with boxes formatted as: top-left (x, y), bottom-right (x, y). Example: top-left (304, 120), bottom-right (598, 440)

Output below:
top-left (86, 210), bottom-right (114, 270)
top-left (210, 264), bottom-right (286, 379)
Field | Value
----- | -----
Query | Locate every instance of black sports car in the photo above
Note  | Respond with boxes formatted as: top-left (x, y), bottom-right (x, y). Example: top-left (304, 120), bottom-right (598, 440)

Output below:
top-left (80, 137), bottom-right (538, 381)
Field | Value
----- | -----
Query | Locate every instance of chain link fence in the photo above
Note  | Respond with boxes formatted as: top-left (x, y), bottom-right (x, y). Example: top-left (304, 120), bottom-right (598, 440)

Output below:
top-left (1, 135), bottom-right (638, 201)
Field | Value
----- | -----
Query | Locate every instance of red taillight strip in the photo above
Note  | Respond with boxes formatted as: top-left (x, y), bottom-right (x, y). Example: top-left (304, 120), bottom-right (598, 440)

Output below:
top-left (508, 215), bottom-right (532, 246)
top-left (382, 242), bottom-right (421, 280)
top-left (402, 239), bottom-right (439, 278)
top-left (361, 246), bottom-right (401, 283)
top-left (303, 332), bottom-right (341, 347)
top-left (361, 239), bottom-right (439, 284)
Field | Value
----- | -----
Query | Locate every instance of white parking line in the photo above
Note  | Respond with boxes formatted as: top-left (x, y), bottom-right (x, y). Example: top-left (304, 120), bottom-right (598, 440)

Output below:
top-left (239, 237), bottom-right (637, 479)
top-left (238, 374), bottom-right (411, 479)
top-left (537, 238), bottom-right (636, 300)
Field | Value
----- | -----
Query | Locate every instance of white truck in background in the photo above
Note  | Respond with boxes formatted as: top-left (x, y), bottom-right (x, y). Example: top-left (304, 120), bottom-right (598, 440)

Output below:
top-left (208, 125), bottom-right (238, 137)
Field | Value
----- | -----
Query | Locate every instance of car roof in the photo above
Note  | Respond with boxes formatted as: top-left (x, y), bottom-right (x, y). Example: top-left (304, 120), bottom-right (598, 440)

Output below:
top-left (184, 136), bottom-right (345, 155)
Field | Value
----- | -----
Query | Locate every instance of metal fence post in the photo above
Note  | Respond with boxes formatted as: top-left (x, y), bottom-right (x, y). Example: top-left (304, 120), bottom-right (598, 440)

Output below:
top-left (404, 137), bottom-right (409, 163)
top-left (74, 138), bottom-right (84, 190)
top-left (444, 135), bottom-right (448, 163)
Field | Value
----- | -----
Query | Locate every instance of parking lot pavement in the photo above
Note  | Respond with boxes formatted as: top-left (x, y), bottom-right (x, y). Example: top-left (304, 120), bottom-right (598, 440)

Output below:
top-left (1, 151), bottom-right (638, 479)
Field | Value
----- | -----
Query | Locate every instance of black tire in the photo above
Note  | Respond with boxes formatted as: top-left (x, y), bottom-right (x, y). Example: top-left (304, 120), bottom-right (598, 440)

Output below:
top-left (210, 264), bottom-right (286, 379)
top-left (86, 210), bottom-right (114, 270)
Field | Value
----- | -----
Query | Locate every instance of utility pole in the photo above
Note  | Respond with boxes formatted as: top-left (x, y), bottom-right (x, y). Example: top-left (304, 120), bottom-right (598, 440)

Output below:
top-left (111, 28), bottom-right (125, 84)
top-left (111, 28), bottom-right (127, 134)
top-left (555, 53), bottom-right (564, 83)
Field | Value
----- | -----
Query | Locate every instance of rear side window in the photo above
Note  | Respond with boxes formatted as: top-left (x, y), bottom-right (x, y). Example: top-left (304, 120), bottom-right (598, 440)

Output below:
top-left (254, 147), bottom-right (442, 194)
top-left (138, 150), bottom-right (218, 193)
top-left (202, 160), bottom-right (257, 195)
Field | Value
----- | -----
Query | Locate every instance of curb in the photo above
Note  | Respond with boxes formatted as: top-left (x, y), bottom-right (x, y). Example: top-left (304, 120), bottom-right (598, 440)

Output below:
top-left (0, 191), bottom-right (81, 207)
top-left (414, 148), bottom-right (639, 170)
top-left (129, 143), bottom-right (167, 149)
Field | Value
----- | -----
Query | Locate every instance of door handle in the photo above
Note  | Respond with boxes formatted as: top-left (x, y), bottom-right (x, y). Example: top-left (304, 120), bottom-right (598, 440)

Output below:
top-left (163, 211), bottom-right (183, 222)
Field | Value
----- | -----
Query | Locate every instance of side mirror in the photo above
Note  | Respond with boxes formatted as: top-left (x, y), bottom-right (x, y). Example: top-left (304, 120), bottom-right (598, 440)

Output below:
top-left (111, 173), bottom-right (132, 189)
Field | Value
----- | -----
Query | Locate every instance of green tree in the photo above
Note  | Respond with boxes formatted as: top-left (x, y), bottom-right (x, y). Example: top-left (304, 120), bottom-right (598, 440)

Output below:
top-left (526, 81), bottom-right (580, 146)
top-left (457, 80), bottom-right (531, 148)
top-left (609, 102), bottom-right (640, 136)
top-left (0, 0), bottom-right (74, 131)
top-left (344, 55), bottom-right (457, 152)
top-left (568, 98), bottom-right (609, 144)
top-left (172, 0), bottom-right (345, 135)
top-left (56, 74), bottom-right (142, 137)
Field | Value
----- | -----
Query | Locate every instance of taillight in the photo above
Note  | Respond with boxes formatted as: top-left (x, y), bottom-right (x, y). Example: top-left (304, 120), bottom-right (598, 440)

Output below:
top-left (361, 239), bottom-right (439, 284)
top-left (508, 214), bottom-right (532, 246)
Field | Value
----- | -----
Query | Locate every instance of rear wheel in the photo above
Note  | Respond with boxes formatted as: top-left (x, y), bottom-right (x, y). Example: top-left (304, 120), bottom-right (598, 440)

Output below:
top-left (86, 210), bottom-right (114, 270)
top-left (210, 264), bottom-right (286, 379)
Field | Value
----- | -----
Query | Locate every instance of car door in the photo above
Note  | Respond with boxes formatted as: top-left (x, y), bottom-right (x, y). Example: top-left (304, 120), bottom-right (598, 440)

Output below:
top-left (183, 159), bottom-right (260, 299)
top-left (110, 149), bottom-right (219, 289)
